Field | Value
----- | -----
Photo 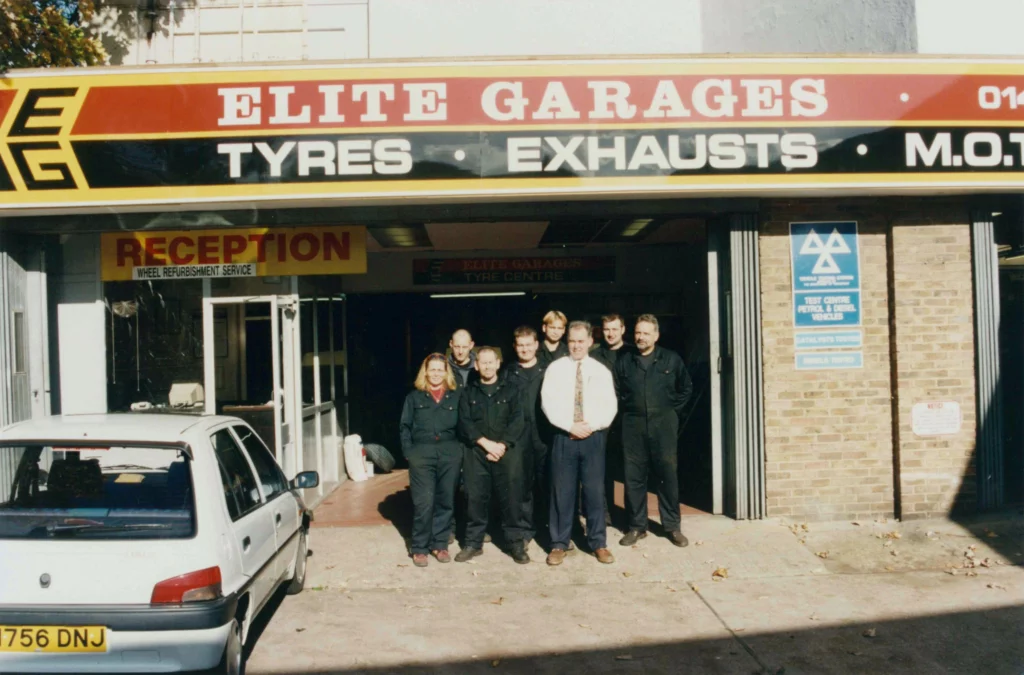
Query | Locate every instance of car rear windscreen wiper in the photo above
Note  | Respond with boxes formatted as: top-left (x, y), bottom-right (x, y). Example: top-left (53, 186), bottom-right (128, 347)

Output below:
top-left (40, 522), bottom-right (175, 536)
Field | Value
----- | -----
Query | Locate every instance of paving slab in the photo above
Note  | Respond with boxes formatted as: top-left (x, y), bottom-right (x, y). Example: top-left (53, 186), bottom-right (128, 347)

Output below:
top-left (304, 517), bottom-right (827, 593)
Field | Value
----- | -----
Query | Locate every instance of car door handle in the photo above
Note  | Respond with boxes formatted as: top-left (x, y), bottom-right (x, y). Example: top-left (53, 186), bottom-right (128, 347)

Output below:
top-left (242, 536), bottom-right (251, 552)
top-left (275, 513), bottom-right (282, 528)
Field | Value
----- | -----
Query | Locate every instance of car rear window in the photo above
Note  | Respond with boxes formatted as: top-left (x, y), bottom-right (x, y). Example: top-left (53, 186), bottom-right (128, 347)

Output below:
top-left (0, 444), bottom-right (195, 539)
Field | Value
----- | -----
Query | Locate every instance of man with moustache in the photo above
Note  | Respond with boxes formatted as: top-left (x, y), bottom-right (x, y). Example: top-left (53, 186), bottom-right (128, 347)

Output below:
top-left (456, 347), bottom-right (529, 564)
top-left (614, 314), bottom-right (693, 549)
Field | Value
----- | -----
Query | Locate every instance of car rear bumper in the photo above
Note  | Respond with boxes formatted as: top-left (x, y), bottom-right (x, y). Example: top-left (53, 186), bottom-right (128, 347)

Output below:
top-left (0, 622), bottom-right (230, 673)
top-left (0, 595), bottom-right (238, 632)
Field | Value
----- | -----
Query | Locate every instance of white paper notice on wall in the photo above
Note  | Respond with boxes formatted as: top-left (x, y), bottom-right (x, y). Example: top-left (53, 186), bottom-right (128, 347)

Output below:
top-left (911, 401), bottom-right (962, 437)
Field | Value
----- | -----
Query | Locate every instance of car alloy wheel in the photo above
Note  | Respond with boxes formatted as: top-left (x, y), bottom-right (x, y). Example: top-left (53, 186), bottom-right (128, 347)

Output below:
top-left (220, 618), bottom-right (244, 675)
top-left (287, 529), bottom-right (308, 595)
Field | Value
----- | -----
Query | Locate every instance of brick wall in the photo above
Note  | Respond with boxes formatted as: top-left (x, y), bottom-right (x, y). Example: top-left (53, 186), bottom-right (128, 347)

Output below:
top-left (758, 198), bottom-right (978, 521)
top-left (890, 217), bottom-right (977, 518)
top-left (760, 201), bottom-right (896, 521)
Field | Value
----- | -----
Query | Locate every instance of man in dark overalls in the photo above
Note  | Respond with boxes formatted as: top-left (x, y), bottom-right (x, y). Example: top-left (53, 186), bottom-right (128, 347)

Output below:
top-left (614, 314), bottom-right (693, 549)
top-left (504, 325), bottom-right (552, 547)
top-left (456, 346), bottom-right (529, 563)
top-left (591, 313), bottom-right (631, 530)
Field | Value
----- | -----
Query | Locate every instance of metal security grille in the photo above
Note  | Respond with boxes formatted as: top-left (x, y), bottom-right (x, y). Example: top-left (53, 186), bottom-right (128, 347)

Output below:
top-left (972, 214), bottom-right (1004, 509)
top-left (730, 213), bottom-right (766, 519)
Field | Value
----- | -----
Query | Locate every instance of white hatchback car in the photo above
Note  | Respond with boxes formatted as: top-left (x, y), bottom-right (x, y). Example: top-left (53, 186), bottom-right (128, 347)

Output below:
top-left (0, 413), bottom-right (318, 674)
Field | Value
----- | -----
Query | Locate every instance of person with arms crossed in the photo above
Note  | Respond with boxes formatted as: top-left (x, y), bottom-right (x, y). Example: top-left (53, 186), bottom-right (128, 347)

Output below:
top-left (614, 314), bottom-right (694, 549)
top-left (591, 313), bottom-right (631, 530)
top-left (456, 347), bottom-right (530, 563)
top-left (541, 321), bottom-right (618, 566)
top-left (398, 353), bottom-right (464, 567)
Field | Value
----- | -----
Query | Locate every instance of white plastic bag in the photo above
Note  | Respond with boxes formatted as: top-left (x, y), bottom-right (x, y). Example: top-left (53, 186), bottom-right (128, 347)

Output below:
top-left (343, 434), bottom-right (368, 482)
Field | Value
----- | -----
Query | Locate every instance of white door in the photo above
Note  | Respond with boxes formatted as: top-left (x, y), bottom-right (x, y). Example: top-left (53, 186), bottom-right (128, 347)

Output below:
top-left (202, 290), bottom-right (303, 480)
top-left (231, 423), bottom-right (302, 580)
top-left (209, 427), bottom-right (278, 612)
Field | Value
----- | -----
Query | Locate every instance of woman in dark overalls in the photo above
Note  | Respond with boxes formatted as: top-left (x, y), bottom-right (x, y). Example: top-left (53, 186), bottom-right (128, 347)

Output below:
top-left (399, 353), bottom-right (463, 567)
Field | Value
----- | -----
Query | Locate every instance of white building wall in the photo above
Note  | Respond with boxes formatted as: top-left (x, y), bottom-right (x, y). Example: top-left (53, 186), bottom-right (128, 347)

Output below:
top-left (56, 235), bottom-right (108, 416)
top-left (915, 0), bottom-right (1024, 55)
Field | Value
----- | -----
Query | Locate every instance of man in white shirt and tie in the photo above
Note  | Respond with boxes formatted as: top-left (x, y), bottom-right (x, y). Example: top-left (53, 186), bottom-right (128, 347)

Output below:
top-left (540, 320), bottom-right (618, 566)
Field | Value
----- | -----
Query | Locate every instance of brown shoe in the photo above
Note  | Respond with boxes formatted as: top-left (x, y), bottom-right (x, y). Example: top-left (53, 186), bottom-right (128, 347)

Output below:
top-left (546, 548), bottom-right (567, 566)
top-left (432, 549), bottom-right (451, 563)
top-left (595, 548), bottom-right (615, 564)
top-left (412, 553), bottom-right (428, 567)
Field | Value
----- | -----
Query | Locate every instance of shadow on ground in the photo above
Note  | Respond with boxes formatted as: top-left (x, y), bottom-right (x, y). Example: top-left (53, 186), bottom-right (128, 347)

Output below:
top-left (247, 602), bottom-right (1024, 675)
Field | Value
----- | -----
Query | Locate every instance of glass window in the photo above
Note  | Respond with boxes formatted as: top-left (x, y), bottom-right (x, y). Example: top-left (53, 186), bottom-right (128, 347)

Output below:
top-left (211, 429), bottom-right (261, 520)
top-left (0, 444), bottom-right (195, 540)
top-left (12, 312), bottom-right (25, 374)
top-left (234, 425), bottom-right (287, 500)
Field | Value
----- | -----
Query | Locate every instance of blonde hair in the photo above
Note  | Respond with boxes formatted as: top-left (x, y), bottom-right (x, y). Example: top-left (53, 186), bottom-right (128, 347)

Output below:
top-left (542, 310), bottom-right (567, 326)
top-left (414, 353), bottom-right (458, 392)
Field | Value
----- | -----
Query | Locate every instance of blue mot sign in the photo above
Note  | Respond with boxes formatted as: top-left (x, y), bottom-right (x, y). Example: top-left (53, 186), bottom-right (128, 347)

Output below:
top-left (790, 221), bottom-right (862, 328)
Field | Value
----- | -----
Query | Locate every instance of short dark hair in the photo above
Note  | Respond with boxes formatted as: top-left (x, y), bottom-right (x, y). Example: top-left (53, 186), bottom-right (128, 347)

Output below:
top-left (602, 313), bottom-right (624, 327)
top-left (636, 313), bottom-right (660, 331)
top-left (568, 320), bottom-right (592, 336)
top-left (476, 346), bottom-right (500, 360)
top-left (513, 325), bottom-right (538, 340)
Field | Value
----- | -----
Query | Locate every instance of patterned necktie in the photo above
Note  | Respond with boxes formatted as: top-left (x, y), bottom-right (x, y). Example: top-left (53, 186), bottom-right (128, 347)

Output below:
top-left (573, 360), bottom-right (584, 423)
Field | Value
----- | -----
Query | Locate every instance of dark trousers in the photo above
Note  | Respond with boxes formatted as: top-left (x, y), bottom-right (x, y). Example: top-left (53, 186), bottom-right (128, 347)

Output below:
top-left (407, 441), bottom-right (463, 555)
top-left (464, 444), bottom-right (528, 548)
top-left (550, 430), bottom-right (607, 551)
top-left (605, 422), bottom-right (623, 521)
top-left (622, 412), bottom-right (681, 533)
top-left (521, 434), bottom-right (549, 541)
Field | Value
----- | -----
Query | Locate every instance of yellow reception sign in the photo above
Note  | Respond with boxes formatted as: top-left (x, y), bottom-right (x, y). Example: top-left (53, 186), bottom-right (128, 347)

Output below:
top-left (100, 225), bottom-right (366, 281)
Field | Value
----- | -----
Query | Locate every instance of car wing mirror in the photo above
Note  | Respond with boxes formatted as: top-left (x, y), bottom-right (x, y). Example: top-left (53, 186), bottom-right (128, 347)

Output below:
top-left (291, 471), bottom-right (319, 490)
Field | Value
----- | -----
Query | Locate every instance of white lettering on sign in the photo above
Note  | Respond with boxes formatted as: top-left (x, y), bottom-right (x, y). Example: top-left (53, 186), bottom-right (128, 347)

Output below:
top-left (911, 401), bottom-right (962, 437)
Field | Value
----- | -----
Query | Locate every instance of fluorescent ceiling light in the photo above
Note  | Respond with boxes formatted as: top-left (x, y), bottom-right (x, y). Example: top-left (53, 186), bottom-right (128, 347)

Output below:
top-left (430, 292), bottom-right (527, 299)
top-left (992, 212), bottom-right (1003, 217)
top-left (621, 218), bottom-right (654, 237)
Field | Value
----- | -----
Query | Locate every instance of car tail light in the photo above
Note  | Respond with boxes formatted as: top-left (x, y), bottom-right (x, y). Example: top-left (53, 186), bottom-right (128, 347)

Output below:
top-left (151, 566), bottom-right (222, 604)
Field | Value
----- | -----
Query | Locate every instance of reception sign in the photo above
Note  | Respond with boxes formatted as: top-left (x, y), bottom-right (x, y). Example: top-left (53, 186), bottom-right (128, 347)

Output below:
top-left (6, 57), bottom-right (1024, 212)
top-left (100, 225), bottom-right (366, 280)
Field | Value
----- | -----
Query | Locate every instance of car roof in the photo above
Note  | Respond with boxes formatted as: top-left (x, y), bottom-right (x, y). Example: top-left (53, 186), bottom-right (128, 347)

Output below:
top-left (0, 413), bottom-right (240, 444)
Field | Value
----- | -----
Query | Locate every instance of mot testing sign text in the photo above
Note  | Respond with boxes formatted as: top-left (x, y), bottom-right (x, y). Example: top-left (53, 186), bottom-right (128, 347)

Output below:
top-left (790, 221), bottom-right (861, 328)
top-left (100, 225), bottom-right (367, 281)
top-left (10, 58), bottom-right (1024, 212)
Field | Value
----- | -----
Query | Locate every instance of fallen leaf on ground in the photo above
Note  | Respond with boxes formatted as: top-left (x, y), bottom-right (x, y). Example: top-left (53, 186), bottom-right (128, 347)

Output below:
top-left (396, 564), bottom-right (409, 568)
top-left (798, 538), bottom-right (807, 544)
top-left (884, 566), bottom-right (895, 571)
top-left (643, 553), bottom-right (649, 558)
top-left (666, 586), bottom-right (678, 592)
top-left (296, 628), bottom-right (306, 632)
top-left (852, 521), bottom-right (861, 526)
top-left (987, 583), bottom-right (1007, 590)
top-left (862, 628), bottom-right (877, 638)
top-left (891, 550), bottom-right (899, 557)
top-left (712, 567), bottom-right (729, 580)
top-left (325, 565), bottom-right (336, 570)
top-left (996, 560), bottom-right (1007, 566)
top-left (801, 523), bottom-right (809, 531)
top-left (987, 532), bottom-right (999, 538)
top-left (969, 544), bottom-right (977, 551)
top-left (884, 531), bottom-right (901, 540)
top-left (622, 571), bottom-right (633, 578)
top-left (690, 585), bottom-right (699, 592)
top-left (695, 540), bottom-right (705, 546)
top-left (809, 613), bottom-right (820, 621)
top-left (816, 551), bottom-right (830, 559)
top-left (946, 569), bottom-right (958, 575)
top-left (491, 659), bottom-right (501, 667)
top-left (579, 624), bottom-right (590, 628)
top-left (966, 570), bottom-right (978, 577)
top-left (472, 571), bottom-right (479, 577)
top-left (926, 531), bottom-right (937, 537)
top-left (615, 655), bottom-right (633, 661)
top-left (491, 597), bottom-right (504, 606)
top-left (980, 559), bottom-right (992, 568)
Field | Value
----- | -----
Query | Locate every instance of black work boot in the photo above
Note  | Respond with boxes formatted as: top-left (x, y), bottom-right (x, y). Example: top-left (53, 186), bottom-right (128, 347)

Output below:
top-left (455, 546), bottom-right (483, 562)
top-left (619, 529), bottom-right (647, 546)
top-left (668, 530), bottom-right (690, 548)
top-left (511, 541), bottom-right (530, 564)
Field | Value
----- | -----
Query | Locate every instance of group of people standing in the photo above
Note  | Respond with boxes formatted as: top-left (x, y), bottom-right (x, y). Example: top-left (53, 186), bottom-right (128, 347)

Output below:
top-left (398, 311), bottom-right (693, 568)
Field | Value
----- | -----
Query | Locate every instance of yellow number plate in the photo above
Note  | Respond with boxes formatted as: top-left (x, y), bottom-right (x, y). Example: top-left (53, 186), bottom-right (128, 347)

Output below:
top-left (0, 626), bottom-right (108, 653)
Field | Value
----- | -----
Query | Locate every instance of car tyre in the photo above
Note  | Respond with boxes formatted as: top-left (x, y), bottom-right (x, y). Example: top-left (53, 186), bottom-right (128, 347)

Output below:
top-left (286, 528), bottom-right (308, 595)
top-left (217, 618), bottom-right (245, 675)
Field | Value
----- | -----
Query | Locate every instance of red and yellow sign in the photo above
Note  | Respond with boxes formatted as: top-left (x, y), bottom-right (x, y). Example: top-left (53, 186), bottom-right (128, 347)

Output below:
top-left (100, 226), bottom-right (366, 281)
top-left (6, 56), bottom-right (1024, 213)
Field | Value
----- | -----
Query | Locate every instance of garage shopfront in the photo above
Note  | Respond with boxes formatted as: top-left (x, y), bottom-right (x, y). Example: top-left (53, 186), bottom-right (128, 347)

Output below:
top-left (0, 56), bottom-right (1020, 520)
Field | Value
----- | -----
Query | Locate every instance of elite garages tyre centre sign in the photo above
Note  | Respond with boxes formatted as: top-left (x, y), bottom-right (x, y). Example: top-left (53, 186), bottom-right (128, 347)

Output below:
top-left (2, 57), bottom-right (1024, 212)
